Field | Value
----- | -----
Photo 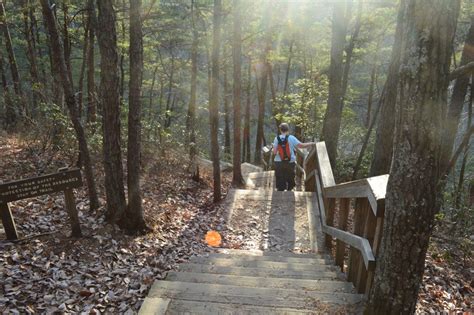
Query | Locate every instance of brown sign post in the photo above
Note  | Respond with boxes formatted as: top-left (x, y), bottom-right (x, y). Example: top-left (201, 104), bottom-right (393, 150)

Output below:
top-left (0, 168), bottom-right (83, 240)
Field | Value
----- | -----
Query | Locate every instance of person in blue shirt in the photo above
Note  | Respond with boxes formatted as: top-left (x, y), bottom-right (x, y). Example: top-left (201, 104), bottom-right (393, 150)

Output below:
top-left (272, 123), bottom-right (315, 191)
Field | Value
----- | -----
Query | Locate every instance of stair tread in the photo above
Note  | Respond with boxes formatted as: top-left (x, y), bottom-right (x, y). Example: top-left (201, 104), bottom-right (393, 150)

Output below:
top-left (147, 280), bottom-right (364, 308)
top-left (177, 263), bottom-right (341, 280)
top-left (166, 271), bottom-right (353, 291)
top-left (204, 252), bottom-right (330, 264)
top-left (189, 256), bottom-right (332, 271)
top-left (160, 298), bottom-right (347, 314)
top-left (214, 248), bottom-right (320, 259)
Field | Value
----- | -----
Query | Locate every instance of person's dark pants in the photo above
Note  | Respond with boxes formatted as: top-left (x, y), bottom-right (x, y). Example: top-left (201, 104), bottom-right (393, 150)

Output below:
top-left (274, 161), bottom-right (296, 191)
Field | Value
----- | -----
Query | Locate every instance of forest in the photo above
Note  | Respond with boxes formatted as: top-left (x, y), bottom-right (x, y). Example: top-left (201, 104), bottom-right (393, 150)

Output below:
top-left (0, 0), bottom-right (472, 314)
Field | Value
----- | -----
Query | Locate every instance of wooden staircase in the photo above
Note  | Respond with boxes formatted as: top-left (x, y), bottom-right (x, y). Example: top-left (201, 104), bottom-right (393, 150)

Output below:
top-left (139, 249), bottom-right (364, 314)
top-left (140, 142), bottom-right (390, 314)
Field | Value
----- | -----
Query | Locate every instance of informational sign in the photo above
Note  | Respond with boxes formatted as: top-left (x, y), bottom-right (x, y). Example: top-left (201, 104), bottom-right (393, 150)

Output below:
top-left (0, 169), bottom-right (82, 204)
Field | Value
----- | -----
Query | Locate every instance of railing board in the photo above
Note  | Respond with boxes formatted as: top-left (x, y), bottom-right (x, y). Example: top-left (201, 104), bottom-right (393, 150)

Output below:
top-left (335, 198), bottom-right (350, 271)
top-left (323, 174), bottom-right (388, 217)
top-left (315, 142), bottom-right (335, 188)
top-left (314, 175), bottom-right (375, 271)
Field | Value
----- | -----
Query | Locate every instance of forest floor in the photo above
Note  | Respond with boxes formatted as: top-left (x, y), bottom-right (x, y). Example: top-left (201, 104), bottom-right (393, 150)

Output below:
top-left (0, 133), bottom-right (472, 314)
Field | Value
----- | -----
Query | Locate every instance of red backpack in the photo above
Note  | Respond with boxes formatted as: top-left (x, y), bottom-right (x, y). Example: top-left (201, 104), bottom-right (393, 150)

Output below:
top-left (277, 135), bottom-right (291, 161)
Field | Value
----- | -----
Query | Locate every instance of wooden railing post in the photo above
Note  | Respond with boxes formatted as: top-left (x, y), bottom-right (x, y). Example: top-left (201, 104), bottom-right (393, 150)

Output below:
top-left (0, 202), bottom-right (18, 240)
top-left (365, 200), bottom-right (385, 296)
top-left (356, 203), bottom-right (377, 293)
top-left (348, 198), bottom-right (368, 286)
top-left (324, 198), bottom-right (335, 250)
top-left (335, 198), bottom-right (350, 271)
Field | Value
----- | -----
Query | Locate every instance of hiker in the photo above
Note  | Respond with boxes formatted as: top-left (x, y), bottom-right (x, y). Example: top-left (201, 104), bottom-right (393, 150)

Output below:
top-left (272, 123), bottom-right (315, 191)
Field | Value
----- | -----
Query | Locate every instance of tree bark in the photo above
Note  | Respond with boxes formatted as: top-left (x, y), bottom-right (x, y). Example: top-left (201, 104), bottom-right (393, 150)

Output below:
top-left (40, 0), bottom-right (99, 213)
top-left (62, 2), bottom-right (73, 86)
top-left (283, 39), bottom-right (294, 96)
top-left (439, 15), bottom-right (474, 175)
top-left (209, 0), bottom-right (222, 202)
top-left (366, 1), bottom-right (460, 313)
top-left (86, 0), bottom-right (97, 122)
top-left (321, 0), bottom-right (348, 168)
top-left (77, 16), bottom-right (88, 118)
top-left (0, 40), bottom-right (14, 130)
top-left (341, 0), bottom-right (362, 107)
top-left (0, 1), bottom-right (24, 117)
top-left (369, 1), bottom-right (405, 177)
top-left (22, 0), bottom-right (42, 113)
top-left (96, 0), bottom-right (127, 222)
top-left (232, 0), bottom-right (244, 187)
top-left (454, 82), bottom-right (472, 207)
top-left (125, 0), bottom-right (146, 232)
top-left (268, 62), bottom-right (280, 130)
top-left (187, 0), bottom-right (199, 181)
top-left (119, 0), bottom-right (126, 100)
top-left (223, 59), bottom-right (231, 156)
top-left (254, 63), bottom-right (267, 165)
top-left (42, 6), bottom-right (63, 108)
top-left (243, 57), bottom-right (251, 163)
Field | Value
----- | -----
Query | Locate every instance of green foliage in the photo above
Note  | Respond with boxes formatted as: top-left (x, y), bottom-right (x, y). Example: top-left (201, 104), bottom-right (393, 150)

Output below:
top-left (275, 77), bottom-right (328, 140)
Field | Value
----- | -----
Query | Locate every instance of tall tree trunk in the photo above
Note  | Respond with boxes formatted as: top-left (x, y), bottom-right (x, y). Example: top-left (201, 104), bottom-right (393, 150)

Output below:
top-left (232, 0), bottom-right (244, 186)
top-left (40, 0), bottom-right (99, 214)
top-left (254, 3), bottom-right (272, 164)
top-left (77, 18), bottom-right (88, 118)
top-left (454, 80), bottom-right (472, 207)
top-left (42, 7), bottom-right (63, 108)
top-left (340, 0), bottom-right (362, 107)
top-left (321, 0), bottom-right (348, 168)
top-left (243, 57), bottom-right (251, 163)
top-left (62, 2), bottom-right (73, 86)
top-left (0, 1), bottom-right (24, 116)
top-left (30, 6), bottom-right (46, 84)
top-left (223, 60), bottom-right (231, 156)
top-left (283, 39), bottom-right (294, 96)
top-left (187, 0), bottom-right (199, 181)
top-left (369, 2), bottom-right (405, 177)
top-left (86, 0), bottom-right (97, 122)
top-left (164, 53), bottom-right (175, 129)
top-left (119, 0), bottom-right (126, 100)
top-left (96, 0), bottom-right (127, 222)
top-left (125, 0), bottom-right (146, 232)
top-left (268, 63), bottom-right (280, 130)
top-left (366, 61), bottom-right (378, 128)
top-left (366, 1), bottom-right (460, 313)
top-left (22, 0), bottom-right (42, 113)
top-left (210, 0), bottom-right (222, 202)
top-left (254, 63), bottom-right (267, 165)
top-left (439, 15), bottom-right (474, 175)
top-left (0, 41), bottom-right (14, 130)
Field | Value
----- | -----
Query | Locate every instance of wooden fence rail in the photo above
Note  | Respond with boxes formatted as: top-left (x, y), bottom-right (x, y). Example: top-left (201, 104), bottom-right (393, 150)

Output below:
top-left (296, 142), bottom-right (388, 296)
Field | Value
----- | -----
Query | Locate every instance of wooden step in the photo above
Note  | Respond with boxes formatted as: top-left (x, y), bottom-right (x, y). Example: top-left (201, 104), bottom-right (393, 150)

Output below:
top-left (201, 253), bottom-right (334, 265)
top-left (189, 256), bottom-right (332, 272)
top-left (214, 248), bottom-right (320, 259)
top-left (204, 252), bottom-right (330, 265)
top-left (140, 297), bottom-right (323, 315)
top-left (177, 263), bottom-right (340, 280)
top-left (146, 281), bottom-right (364, 307)
top-left (166, 272), bottom-right (354, 292)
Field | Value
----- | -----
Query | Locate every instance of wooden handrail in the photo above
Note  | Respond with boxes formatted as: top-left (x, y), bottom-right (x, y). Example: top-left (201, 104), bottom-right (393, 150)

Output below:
top-left (301, 141), bottom-right (388, 295)
top-left (313, 173), bottom-right (376, 271)
top-left (324, 175), bottom-right (388, 216)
